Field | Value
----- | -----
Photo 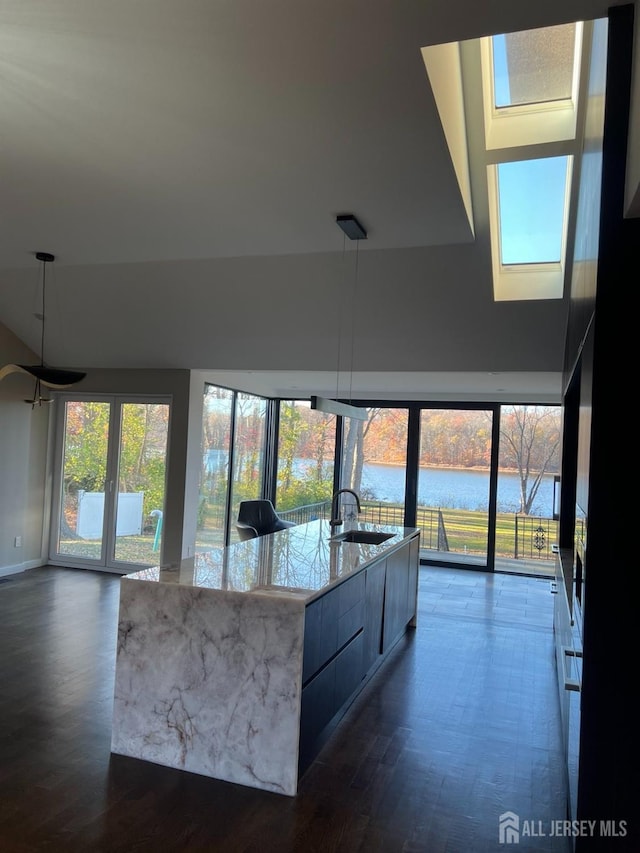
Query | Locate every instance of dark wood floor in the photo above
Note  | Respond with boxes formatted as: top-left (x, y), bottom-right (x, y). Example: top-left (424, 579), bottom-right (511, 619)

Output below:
top-left (0, 566), bottom-right (570, 852)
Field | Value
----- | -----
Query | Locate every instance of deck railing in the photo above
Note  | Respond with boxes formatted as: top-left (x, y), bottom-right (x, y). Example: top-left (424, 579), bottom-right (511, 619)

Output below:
top-left (204, 499), bottom-right (558, 562)
top-left (280, 501), bottom-right (558, 562)
top-left (278, 501), bottom-right (330, 525)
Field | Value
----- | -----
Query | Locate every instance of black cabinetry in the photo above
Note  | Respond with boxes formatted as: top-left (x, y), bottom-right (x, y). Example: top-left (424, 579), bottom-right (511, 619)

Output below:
top-left (299, 570), bottom-right (366, 774)
top-left (299, 533), bottom-right (419, 777)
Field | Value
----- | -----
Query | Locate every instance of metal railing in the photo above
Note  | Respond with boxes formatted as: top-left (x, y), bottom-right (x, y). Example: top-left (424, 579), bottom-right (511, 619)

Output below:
top-left (278, 501), bottom-right (330, 525)
top-left (360, 502), bottom-right (557, 561)
top-left (514, 514), bottom-right (558, 560)
top-left (202, 497), bottom-right (558, 562)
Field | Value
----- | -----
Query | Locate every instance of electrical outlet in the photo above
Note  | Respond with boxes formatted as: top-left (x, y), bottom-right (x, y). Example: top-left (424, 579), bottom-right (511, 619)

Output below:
top-left (14, 536), bottom-right (22, 548)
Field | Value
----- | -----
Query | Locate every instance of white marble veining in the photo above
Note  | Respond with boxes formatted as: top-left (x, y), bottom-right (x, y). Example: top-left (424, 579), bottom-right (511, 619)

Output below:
top-left (111, 520), bottom-right (419, 795)
top-left (111, 580), bottom-right (305, 795)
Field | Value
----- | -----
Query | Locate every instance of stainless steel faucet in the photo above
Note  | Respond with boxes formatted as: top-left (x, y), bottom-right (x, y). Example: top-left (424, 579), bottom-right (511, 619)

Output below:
top-left (329, 488), bottom-right (361, 529)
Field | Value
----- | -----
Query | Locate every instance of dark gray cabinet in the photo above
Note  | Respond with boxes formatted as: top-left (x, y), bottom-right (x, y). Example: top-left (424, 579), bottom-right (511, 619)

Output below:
top-left (407, 535), bottom-right (419, 625)
top-left (382, 543), bottom-right (410, 653)
top-left (299, 570), bottom-right (366, 773)
top-left (302, 569), bottom-right (365, 685)
top-left (299, 533), bottom-right (419, 776)
top-left (362, 558), bottom-right (386, 674)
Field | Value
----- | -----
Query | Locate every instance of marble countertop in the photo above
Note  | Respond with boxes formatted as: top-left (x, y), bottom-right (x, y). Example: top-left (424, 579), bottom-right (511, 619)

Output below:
top-left (125, 520), bottom-right (419, 603)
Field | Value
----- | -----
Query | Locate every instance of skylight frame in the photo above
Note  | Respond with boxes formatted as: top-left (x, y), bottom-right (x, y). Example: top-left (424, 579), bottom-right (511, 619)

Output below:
top-left (481, 22), bottom-right (584, 150)
top-left (487, 154), bottom-right (574, 300)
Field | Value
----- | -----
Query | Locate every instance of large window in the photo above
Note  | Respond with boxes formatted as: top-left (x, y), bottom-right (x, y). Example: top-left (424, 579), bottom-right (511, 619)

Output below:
top-left (197, 385), bottom-right (268, 548)
top-left (198, 386), bottom-right (234, 550)
top-left (196, 385), bottom-right (561, 577)
top-left (275, 400), bottom-right (336, 523)
top-left (341, 408), bottom-right (409, 527)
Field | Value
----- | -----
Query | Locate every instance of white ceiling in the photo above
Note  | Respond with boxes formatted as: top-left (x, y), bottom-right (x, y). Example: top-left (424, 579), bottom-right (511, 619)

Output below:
top-left (0, 0), bottom-right (627, 403)
top-left (198, 369), bottom-right (566, 404)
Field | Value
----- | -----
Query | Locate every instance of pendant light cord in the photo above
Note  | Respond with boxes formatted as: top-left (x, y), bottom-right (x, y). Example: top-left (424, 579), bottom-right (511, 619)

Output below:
top-left (348, 240), bottom-right (359, 404)
top-left (40, 258), bottom-right (46, 367)
top-left (335, 235), bottom-right (360, 404)
top-left (335, 234), bottom-right (347, 400)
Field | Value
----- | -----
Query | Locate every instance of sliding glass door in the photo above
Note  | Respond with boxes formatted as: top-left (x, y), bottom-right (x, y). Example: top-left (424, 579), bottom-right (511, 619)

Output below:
top-left (54, 400), bottom-right (111, 564)
top-left (50, 396), bottom-right (170, 571)
top-left (417, 408), bottom-right (495, 567)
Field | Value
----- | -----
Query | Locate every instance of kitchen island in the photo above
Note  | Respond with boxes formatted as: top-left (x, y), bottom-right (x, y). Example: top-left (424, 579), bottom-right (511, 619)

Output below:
top-left (111, 519), bottom-right (420, 796)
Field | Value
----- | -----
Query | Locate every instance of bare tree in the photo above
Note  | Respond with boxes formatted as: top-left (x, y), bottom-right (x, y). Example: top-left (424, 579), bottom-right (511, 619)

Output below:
top-left (499, 406), bottom-right (561, 514)
top-left (343, 409), bottom-right (381, 494)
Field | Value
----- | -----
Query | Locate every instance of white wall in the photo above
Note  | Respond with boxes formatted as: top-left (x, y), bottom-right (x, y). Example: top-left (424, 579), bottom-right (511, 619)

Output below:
top-left (0, 323), bottom-right (49, 576)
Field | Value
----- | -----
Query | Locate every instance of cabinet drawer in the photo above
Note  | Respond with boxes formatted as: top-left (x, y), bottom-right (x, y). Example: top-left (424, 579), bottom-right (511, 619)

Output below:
top-left (337, 598), bottom-right (364, 649)
top-left (302, 597), bottom-right (323, 683)
top-left (302, 570), bottom-right (366, 683)
top-left (363, 558), bottom-right (386, 673)
top-left (334, 630), bottom-right (364, 710)
top-left (299, 629), bottom-right (364, 776)
top-left (299, 657), bottom-right (336, 772)
top-left (337, 571), bottom-right (365, 615)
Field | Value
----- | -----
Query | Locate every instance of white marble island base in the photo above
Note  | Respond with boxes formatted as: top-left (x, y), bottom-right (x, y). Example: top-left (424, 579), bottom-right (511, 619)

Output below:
top-left (111, 520), bottom-right (420, 796)
top-left (111, 579), bottom-right (305, 796)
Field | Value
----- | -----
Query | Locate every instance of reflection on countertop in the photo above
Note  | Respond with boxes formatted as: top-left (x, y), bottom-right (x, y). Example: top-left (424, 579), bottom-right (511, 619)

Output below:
top-left (126, 519), bottom-right (419, 601)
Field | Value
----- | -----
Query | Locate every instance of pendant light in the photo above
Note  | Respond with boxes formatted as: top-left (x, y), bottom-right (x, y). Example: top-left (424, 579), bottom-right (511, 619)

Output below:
top-left (0, 252), bottom-right (87, 406)
top-left (311, 215), bottom-right (368, 421)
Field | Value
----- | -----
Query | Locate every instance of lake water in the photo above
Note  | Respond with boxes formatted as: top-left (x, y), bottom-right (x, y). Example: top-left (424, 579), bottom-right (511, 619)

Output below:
top-left (358, 462), bottom-right (555, 515)
top-left (207, 451), bottom-right (556, 516)
top-left (291, 459), bottom-right (555, 516)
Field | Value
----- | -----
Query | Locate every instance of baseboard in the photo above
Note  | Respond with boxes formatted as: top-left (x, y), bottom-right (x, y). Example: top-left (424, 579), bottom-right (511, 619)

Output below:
top-left (0, 558), bottom-right (45, 578)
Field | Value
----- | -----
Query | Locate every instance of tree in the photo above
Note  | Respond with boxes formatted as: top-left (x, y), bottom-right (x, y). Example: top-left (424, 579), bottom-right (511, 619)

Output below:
top-left (498, 406), bottom-right (561, 514)
top-left (278, 402), bottom-right (304, 492)
top-left (232, 396), bottom-right (267, 498)
top-left (276, 403), bottom-right (335, 511)
top-left (343, 409), bottom-right (381, 495)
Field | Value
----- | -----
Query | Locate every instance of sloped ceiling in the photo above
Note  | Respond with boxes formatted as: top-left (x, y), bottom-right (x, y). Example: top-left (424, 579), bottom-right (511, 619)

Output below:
top-left (0, 0), bottom-right (627, 402)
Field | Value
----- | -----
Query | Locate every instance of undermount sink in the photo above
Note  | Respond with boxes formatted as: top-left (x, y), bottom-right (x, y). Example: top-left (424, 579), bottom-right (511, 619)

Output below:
top-left (330, 530), bottom-right (395, 545)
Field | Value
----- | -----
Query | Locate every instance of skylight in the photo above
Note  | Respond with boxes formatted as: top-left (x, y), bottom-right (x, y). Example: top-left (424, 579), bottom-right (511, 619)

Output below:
top-left (492, 24), bottom-right (577, 109)
top-left (480, 21), bottom-right (584, 301)
top-left (497, 157), bottom-right (569, 265)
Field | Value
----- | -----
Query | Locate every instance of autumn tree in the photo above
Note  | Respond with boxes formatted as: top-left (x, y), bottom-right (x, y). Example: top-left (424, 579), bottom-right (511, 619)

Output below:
top-left (276, 404), bottom-right (334, 510)
top-left (278, 402), bottom-right (304, 492)
top-left (498, 405), bottom-right (561, 514)
top-left (343, 409), bottom-right (382, 496)
top-left (232, 396), bottom-right (266, 497)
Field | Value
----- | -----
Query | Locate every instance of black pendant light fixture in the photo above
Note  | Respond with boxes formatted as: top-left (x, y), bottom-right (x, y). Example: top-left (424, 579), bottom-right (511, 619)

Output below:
top-left (0, 252), bottom-right (87, 406)
top-left (311, 215), bottom-right (368, 422)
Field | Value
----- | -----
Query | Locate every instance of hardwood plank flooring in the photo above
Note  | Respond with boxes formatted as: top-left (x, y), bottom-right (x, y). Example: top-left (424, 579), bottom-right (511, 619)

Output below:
top-left (0, 566), bottom-right (570, 852)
